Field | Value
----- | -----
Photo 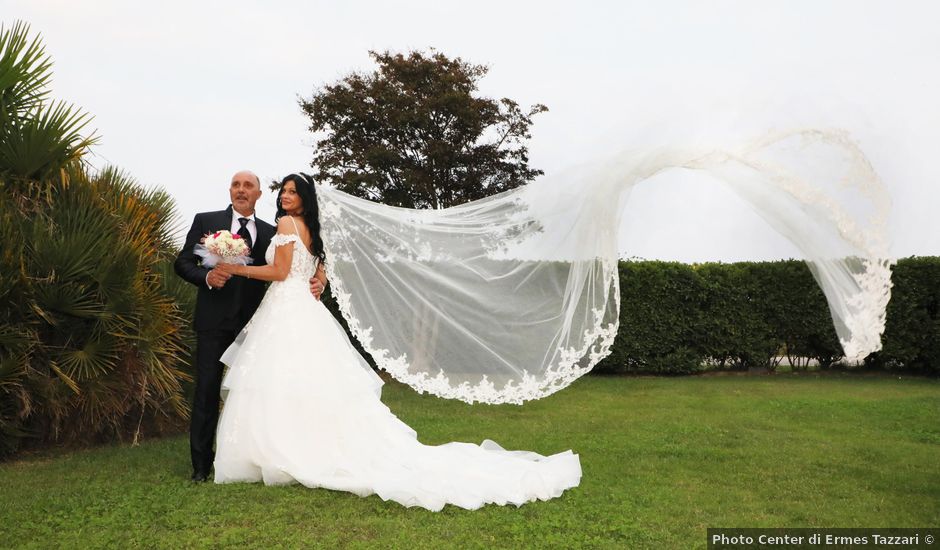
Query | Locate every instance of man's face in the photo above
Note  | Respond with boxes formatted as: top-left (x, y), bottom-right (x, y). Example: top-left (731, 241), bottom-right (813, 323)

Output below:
top-left (230, 171), bottom-right (262, 215)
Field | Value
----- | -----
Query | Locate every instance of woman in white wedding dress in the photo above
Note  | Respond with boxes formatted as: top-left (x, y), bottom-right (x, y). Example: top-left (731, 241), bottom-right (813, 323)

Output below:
top-left (213, 174), bottom-right (581, 511)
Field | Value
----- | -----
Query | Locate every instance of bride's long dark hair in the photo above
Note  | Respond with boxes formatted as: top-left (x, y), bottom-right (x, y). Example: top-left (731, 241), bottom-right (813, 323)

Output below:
top-left (275, 173), bottom-right (326, 266)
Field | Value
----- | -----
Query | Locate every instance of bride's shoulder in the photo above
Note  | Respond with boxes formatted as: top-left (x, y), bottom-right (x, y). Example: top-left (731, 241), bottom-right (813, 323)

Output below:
top-left (276, 216), bottom-right (301, 235)
top-left (273, 216), bottom-right (312, 249)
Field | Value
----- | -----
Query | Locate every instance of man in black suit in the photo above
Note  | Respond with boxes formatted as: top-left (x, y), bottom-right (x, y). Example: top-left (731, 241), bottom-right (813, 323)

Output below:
top-left (174, 170), bottom-right (277, 482)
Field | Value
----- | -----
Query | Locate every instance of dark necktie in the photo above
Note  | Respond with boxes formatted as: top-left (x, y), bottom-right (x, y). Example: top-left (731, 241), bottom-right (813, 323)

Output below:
top-left (237, 217), bottom-right (253, 250)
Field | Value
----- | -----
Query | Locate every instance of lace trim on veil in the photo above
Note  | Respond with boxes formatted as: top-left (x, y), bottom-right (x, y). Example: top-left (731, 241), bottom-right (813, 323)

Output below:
top-left (321, 249), bottom-right (621, 404)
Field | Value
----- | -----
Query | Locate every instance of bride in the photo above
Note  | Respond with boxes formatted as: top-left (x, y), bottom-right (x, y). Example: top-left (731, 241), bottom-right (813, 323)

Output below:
top-left (213, 173), bottom-right (582, 511)
top-left (210, 130), bottom-right (893, 511)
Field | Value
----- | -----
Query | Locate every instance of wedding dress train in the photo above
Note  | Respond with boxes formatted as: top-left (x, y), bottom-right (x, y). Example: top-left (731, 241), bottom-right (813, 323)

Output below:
top-left (213, 229), bottom-right (581, 511)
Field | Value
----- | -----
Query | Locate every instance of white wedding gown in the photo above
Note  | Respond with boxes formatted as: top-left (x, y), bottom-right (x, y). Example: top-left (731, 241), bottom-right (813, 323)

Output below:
top-left (213, 230), bottom-right (582, 511)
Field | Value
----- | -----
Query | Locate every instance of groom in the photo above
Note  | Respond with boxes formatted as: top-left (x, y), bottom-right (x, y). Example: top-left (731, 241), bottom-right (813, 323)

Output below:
top-left (174, 170), bottom-right (324, 482)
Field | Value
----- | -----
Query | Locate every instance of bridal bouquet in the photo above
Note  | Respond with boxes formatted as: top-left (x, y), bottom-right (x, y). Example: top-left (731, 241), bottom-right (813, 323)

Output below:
top-left (194, 230), bottom-right (253, 267)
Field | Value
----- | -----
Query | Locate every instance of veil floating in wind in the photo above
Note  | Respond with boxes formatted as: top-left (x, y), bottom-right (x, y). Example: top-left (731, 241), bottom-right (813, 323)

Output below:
top-left (317, 129), bottom-right (893, 404)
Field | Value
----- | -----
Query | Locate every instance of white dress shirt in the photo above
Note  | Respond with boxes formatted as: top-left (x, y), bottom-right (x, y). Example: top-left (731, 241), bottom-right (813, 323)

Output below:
top-left (230, 208), bottom-right (257, 246)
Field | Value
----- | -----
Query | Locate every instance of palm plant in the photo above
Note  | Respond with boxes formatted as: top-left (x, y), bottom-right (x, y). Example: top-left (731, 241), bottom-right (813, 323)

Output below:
top-left (0, 195), bottom-right (33, 453)
top-left (0, 22), bottom-right (194, 455)
top-left (25, 168), bottom-right (193, 444)
top-left (0, 22), bottom-right (96, 200)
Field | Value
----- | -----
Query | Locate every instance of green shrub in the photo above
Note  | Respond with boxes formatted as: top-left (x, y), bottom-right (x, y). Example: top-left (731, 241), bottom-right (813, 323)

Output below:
top-left (0, 24), bottom-right (192, 456)
top-left (867, 257), bottom-right (940, 374)
top-left (0, 169), bottom-right (193, 456)
top-left (603, 262), bottom-right (706, 374)
top-left (598, 258), bottom-right (936, 375)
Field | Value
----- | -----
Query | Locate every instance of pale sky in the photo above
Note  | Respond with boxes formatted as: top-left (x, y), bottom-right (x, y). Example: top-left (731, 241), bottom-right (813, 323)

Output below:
top-left (4, 0), bottom-right (939, 261)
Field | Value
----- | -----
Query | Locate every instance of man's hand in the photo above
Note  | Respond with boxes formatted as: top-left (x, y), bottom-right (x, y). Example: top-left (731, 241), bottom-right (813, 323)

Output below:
top-left (309, 277), bottom-right (325, 301)
top-left (207, 268), bottom-right (232, 289)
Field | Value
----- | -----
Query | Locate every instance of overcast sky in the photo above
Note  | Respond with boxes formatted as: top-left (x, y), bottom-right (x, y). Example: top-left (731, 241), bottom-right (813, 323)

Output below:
top-left (4, 0), bottom-right (938, 261)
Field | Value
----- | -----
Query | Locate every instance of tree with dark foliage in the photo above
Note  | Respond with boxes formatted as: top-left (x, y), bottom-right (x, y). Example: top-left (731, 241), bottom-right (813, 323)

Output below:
top-left (299, 50), bottom-right (547, 209)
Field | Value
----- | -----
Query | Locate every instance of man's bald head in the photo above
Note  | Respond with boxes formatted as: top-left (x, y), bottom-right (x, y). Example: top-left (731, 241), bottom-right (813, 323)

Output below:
top-left (230, 170), bottom-right (263, 216)
top-left (234, 170), bottom-right (260, 186)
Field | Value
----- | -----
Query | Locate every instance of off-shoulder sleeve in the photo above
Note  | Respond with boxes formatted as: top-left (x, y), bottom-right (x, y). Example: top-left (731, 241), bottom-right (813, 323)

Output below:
top-left (271, 233), bottom-right (300, 247)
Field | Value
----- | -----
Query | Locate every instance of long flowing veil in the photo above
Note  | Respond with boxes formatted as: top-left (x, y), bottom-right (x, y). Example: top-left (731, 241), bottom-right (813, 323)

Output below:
top-left (317, 129), bottom-right (893, 404)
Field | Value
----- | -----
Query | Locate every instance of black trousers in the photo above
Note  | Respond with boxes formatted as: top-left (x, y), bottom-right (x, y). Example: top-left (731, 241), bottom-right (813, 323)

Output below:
top-left (190, 328), bottom-right (238, 474)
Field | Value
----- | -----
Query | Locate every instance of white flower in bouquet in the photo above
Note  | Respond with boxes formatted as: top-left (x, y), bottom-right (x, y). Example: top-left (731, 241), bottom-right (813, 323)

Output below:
top-left (194, 230), bottom-right (253, 267)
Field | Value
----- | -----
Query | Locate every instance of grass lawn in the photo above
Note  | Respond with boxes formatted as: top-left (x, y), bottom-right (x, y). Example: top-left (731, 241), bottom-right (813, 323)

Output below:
top-left (1, 374), bottom-right (938, 548)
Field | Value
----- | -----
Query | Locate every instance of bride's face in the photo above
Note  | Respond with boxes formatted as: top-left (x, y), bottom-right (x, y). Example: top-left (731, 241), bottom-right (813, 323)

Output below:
top-left (280, 180), bottom-right (303, 214)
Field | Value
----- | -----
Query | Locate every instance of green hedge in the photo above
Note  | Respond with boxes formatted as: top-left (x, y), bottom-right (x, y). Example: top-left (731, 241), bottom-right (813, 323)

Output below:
top-left (866, 257), bottom-right (940, 374)
top-left (598, 257), bottom-right (938, 375)
top-left (601, 262), bottom-right (707, 374)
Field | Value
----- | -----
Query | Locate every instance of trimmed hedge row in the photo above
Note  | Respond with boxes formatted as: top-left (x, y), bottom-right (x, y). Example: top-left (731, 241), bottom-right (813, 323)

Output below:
top-left (867, 257), bottom-right (940, 374)
top-left (597, 257), bottom-right (939, 375)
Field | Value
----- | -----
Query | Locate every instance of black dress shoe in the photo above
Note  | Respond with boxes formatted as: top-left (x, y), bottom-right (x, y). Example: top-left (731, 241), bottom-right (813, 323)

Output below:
top-left (191, 471), bottom-right (209, 483)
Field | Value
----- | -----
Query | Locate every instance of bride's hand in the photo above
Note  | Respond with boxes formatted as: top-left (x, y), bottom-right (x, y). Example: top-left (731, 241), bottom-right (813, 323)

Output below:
top-left (217, 263), bottom-right (240, 276)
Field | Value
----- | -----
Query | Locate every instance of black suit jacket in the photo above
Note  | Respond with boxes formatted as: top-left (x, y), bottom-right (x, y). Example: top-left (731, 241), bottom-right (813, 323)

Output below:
top-left (174, 205), bottom-right (276, 332)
